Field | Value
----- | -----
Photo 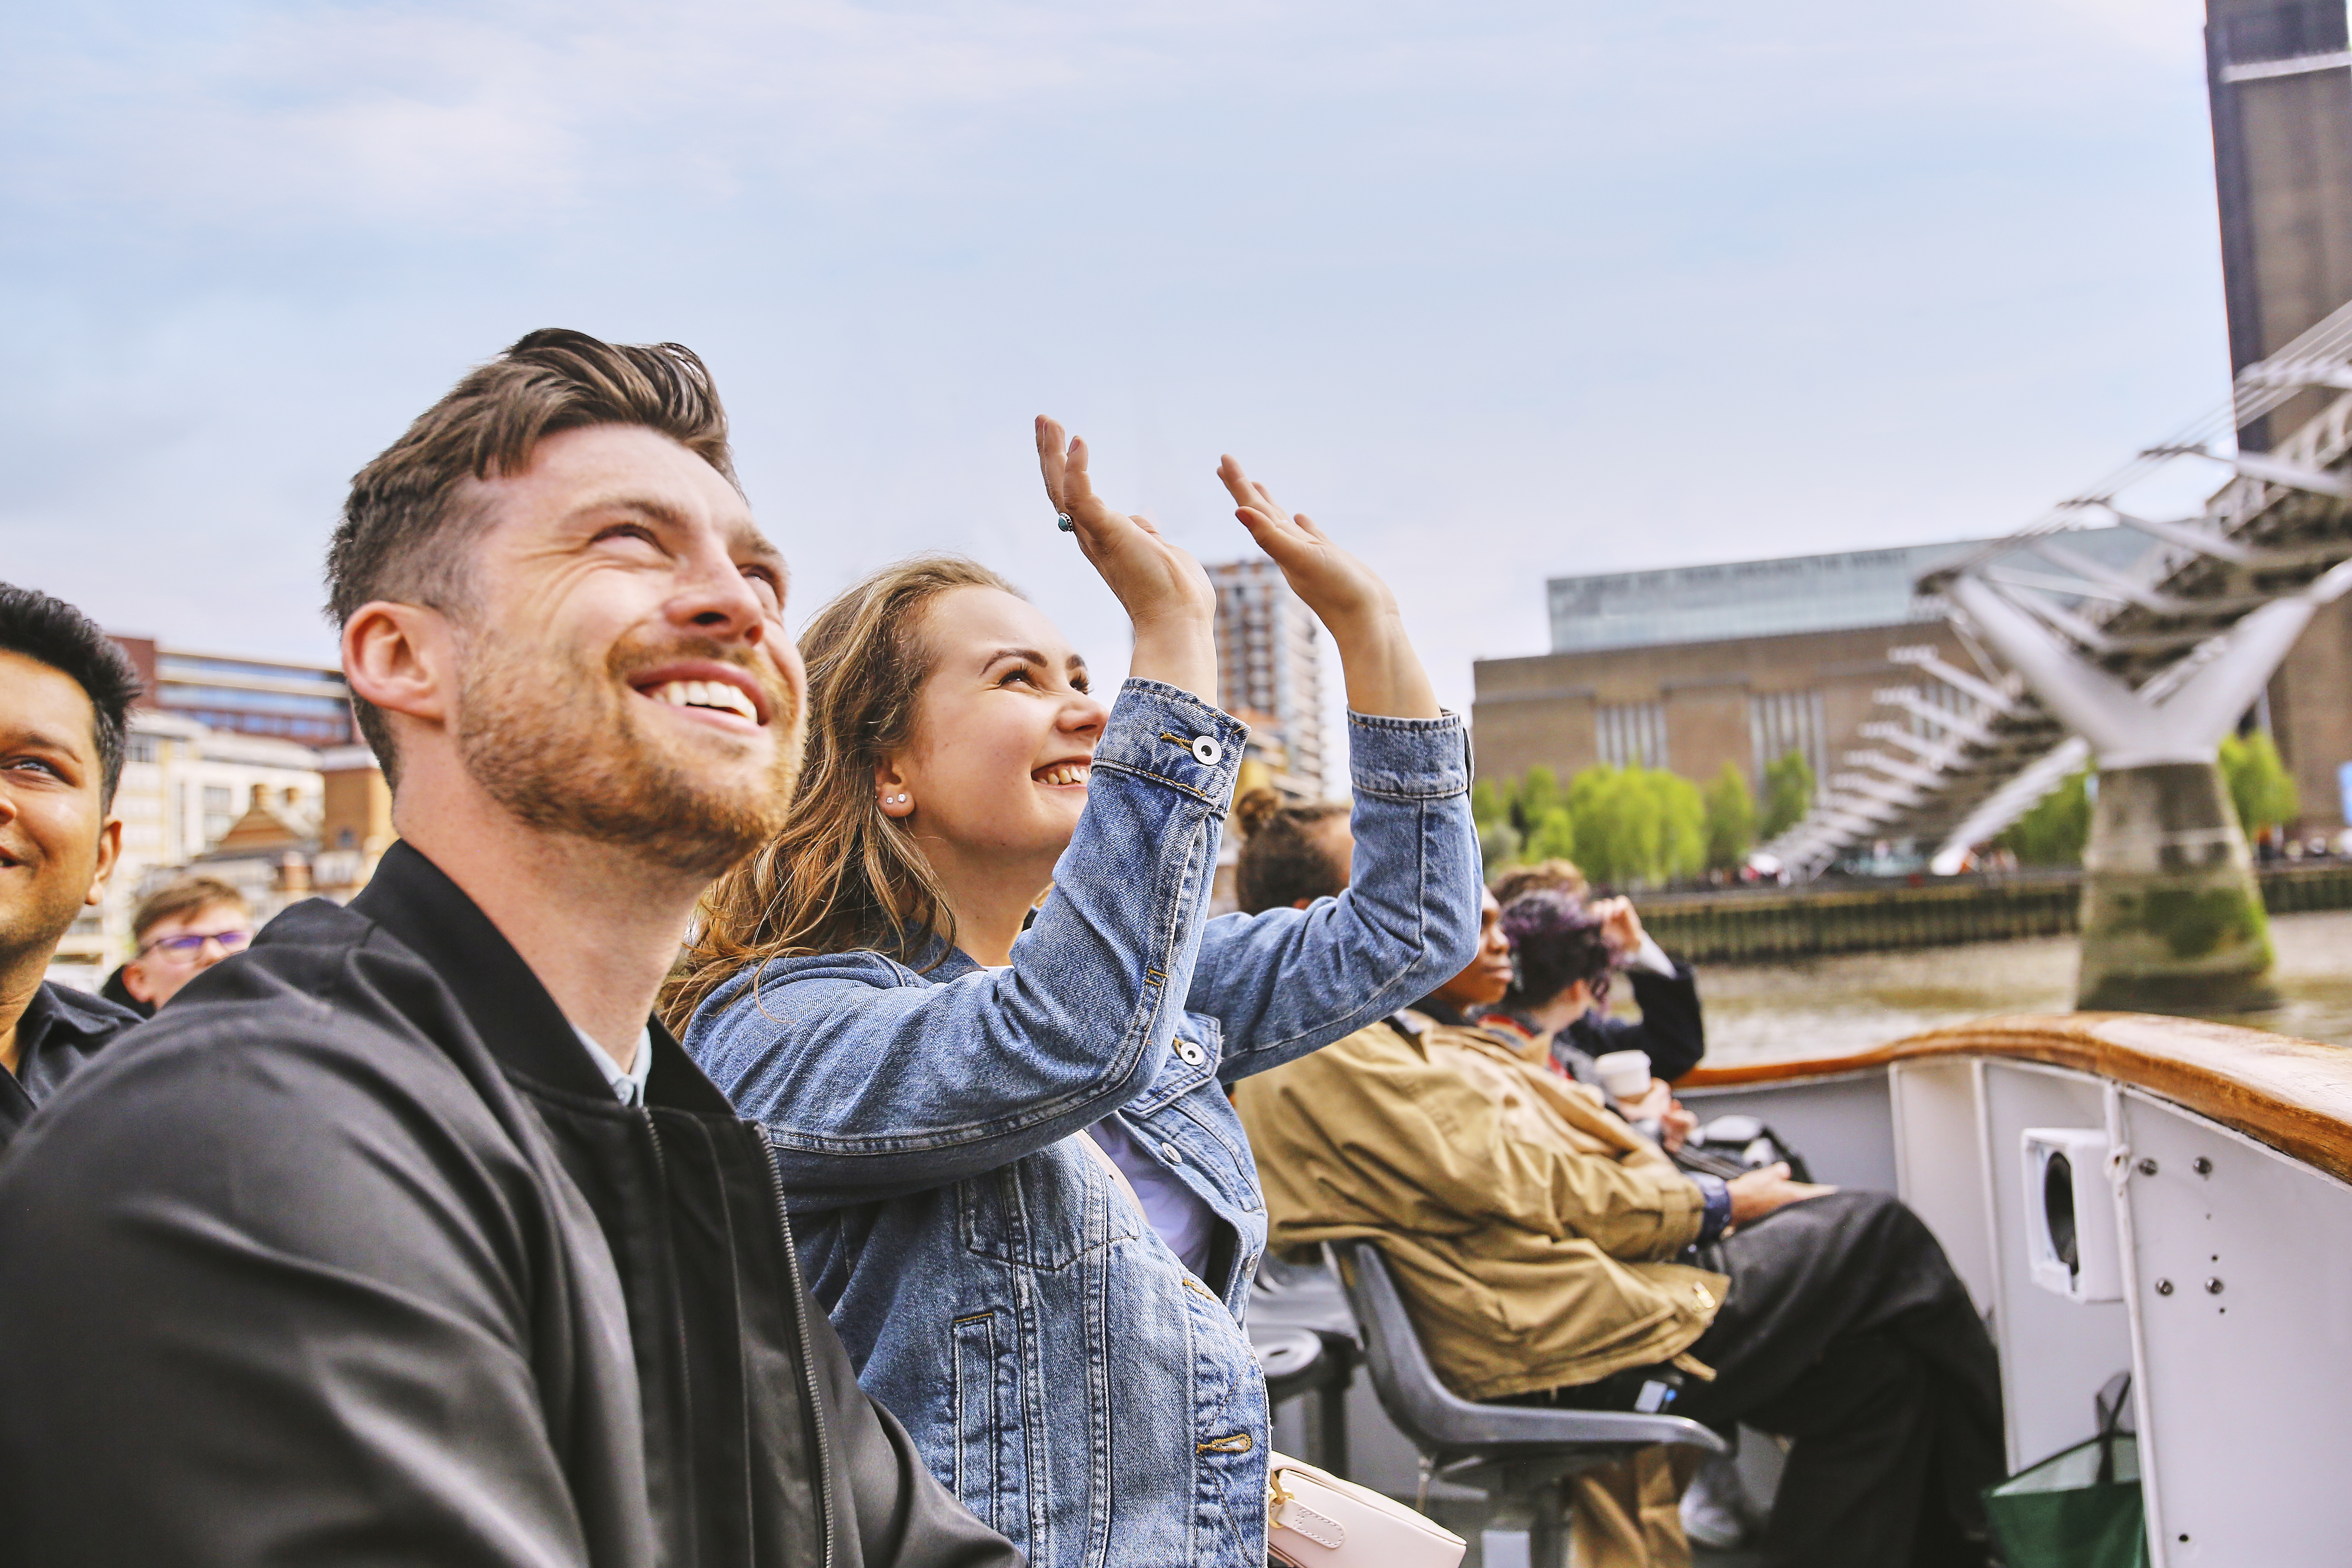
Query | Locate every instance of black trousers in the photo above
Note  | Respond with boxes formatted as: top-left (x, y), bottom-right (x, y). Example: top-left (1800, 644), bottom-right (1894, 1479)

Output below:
top-left (1671, 1190), bottom-right (2005, 1568)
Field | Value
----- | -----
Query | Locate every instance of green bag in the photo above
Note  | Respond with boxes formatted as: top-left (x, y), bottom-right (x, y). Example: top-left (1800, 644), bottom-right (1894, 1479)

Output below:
top-left (1983, 1375), bottom-right (2148, 1568)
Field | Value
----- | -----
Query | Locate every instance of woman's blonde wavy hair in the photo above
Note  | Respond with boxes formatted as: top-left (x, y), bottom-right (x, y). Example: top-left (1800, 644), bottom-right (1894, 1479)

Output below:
top-left (662, 553), bottom-right (1022, 1030)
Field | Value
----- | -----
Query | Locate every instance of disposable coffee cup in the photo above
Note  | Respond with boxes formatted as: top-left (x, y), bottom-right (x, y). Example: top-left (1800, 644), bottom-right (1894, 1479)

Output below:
top-left (1594, 1049), bottom-right (1653, 1100)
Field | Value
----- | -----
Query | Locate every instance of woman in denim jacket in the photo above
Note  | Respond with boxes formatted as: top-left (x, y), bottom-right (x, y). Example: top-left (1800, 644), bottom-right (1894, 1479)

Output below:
top-left (670, 421), bottom-right (1480, 1568)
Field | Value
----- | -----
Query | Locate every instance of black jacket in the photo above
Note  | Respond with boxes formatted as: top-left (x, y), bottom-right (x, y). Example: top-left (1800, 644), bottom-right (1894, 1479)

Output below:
top-left (1558, 958), bottom-right (1706, 1082)
top-left (0, 978), bottom-right (140, 1150)
top-left (0, 842), bottom-right (1021, 1568)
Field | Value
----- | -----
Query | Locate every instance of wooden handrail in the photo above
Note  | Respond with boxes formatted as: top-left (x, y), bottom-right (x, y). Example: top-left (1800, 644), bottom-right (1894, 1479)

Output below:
top-left (1680, 1012), bottom-right (2352, 1187)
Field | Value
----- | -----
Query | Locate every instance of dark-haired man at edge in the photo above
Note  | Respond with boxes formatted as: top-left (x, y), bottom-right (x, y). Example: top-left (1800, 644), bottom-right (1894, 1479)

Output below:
top-left (0, 584), bottom-right (143, 1151)
top-left (0, 332), bottom-right (1021, 1568)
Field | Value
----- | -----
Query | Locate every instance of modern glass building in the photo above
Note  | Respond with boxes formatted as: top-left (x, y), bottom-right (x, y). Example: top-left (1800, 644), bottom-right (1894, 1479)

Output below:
top-left (1545, 530), bottom-right (2152, 655)
top-left (111, 637), bottom-right (356, 748)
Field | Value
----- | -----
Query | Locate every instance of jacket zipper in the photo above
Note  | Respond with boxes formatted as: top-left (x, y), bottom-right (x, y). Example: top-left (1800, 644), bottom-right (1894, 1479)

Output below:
top-left (635, 1108), bottom-right (699, 1437)
top-left (757, 1123), bottom-right (841, 1568)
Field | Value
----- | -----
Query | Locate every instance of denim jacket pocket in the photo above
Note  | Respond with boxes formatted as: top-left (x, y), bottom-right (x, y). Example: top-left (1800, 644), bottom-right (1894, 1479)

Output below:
top-left (957, 1139), bottom-right (1142, 1268)
top-left (951, 1308), bottom-right (1021, 1535)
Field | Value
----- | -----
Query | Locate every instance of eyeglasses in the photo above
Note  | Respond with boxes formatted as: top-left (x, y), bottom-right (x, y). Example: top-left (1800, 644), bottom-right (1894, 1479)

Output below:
top-left (138, 929), bottom-right (252, 960)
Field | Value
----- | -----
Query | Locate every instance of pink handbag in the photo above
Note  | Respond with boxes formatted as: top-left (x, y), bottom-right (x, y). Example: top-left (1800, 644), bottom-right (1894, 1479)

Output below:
top-left (1266, 1452), bottom-right (1467, 1568)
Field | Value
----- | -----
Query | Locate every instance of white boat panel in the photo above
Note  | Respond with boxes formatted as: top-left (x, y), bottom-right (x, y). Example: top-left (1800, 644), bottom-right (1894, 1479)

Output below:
top-left (1975, 1061), bottom-right (2136, 1474)
top-left (2118, 1085), bottom-right (2352, 1568)
top-left (1889, 1057), bottom-right (1997, 1316)
top-left (1674, 1067), bottom-right (1899, 1194)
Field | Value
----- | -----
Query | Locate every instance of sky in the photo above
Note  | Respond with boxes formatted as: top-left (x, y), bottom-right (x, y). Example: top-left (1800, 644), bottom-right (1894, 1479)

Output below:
top-left (2, 0), bottom-right (2232, 738)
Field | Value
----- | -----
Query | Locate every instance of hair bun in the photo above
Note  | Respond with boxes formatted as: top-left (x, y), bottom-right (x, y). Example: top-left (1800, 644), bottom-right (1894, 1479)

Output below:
top-left (1233, 786), bottom-right (1281, 837)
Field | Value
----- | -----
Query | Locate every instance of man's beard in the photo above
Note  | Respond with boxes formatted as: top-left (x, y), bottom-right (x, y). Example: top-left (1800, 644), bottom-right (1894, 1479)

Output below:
top-left (455, 627), bottom-right (800, 881)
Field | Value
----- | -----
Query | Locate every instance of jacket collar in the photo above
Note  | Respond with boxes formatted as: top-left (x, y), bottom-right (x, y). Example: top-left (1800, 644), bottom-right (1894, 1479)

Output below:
top-left (351, 841), bottom-right (733, 1115)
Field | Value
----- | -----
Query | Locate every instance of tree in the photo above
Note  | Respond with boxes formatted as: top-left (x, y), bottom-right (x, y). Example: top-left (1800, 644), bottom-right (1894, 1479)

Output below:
top-left (1995, 769), bottom-right (2091, 866)
top-left (1525, 804), bottom-right (1579, 862)
top-left (1652, 769), bottom-right (1708, 882)
top-left (1510, 766), bottom-right (1561, 839)
top-left (1569, 765), bottom-right (1662, 888)
top-left (1759, 749), bottom-right (1814, 841)
top-left (1471, 777), bottom-right (1522, 869)
top-left (1703, 763), bottom-right (1757, 873)
top-left (2220, 731), bottom-right (2299, 836)
top-left (1471, 777), bottom-right (1508, 832)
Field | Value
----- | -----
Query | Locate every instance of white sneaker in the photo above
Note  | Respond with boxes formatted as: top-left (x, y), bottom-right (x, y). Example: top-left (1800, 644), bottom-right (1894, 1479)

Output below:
top-left (1680, 1451), bottom-right (1753, 1550)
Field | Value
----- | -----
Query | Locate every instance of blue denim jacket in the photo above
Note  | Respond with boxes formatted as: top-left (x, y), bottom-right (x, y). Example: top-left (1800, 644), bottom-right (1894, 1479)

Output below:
top-left (686, 680), bottom-right (1478, 1568)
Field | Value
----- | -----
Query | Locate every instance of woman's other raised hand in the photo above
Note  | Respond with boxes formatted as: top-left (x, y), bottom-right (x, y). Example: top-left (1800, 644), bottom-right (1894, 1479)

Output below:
top-left (1218, 457), bottom-right (1440, 720)
top-left (1037, 416), bottom-right (1218, 704)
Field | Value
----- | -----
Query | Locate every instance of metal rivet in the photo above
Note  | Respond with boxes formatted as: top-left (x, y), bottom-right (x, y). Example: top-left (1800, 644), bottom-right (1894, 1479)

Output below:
top-left (1189, 735), bottom-right (1223, 766)
top-left (2136, 1158), bottom-right (2158, 1176)
top-left (2193, 1156), bottom-right (2213, 1176)
top-left (2205, 1277), bottom-right (2224, 1295)
top-left (2154, 1279), bottom-right (2174, 1296)
top-left (1159, 1142), bottom-right (1183, 1165)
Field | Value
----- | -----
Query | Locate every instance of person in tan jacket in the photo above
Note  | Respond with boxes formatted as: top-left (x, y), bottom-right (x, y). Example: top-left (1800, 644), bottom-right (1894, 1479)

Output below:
top-left (1235, 863), bottom-right (2005, 1568)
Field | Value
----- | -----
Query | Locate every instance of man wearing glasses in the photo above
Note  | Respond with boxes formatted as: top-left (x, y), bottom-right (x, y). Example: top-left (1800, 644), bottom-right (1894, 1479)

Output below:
top-left (0, 583), bottom-right (145, 1151)
top-left (111, 877), bottom-right (253, 1016)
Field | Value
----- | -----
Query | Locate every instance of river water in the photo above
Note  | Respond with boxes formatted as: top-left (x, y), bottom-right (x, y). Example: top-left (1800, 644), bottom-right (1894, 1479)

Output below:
top-left (1674, 908), bottom-right (2352, 1068)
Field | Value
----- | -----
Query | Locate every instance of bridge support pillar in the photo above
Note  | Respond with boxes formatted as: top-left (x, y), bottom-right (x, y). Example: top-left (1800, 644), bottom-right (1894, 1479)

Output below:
top-left (2078, 761), bottom-right (2276, 1014)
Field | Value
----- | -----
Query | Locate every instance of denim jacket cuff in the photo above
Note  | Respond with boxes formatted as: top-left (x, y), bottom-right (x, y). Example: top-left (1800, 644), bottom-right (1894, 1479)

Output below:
top-left (1345, 710), bottom-right (1472, 801)
top-left (1091, 679), bottom-right (1250, 808)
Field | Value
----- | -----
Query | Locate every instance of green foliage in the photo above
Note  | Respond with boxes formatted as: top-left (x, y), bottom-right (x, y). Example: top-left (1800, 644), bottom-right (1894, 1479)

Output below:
top-left (1562, 766), bottom-right (1654, 886)
top-left (1703, 763), bottom-right (1757, 872)
top-left (1524, 805), bottom-right (1579, 862)
top-left (1759, 749), bottom-right (1815, 841)
top-left (2219, 731), bottom-right (2299, 835)
top-left (1996, 769), bottom-right (2091, 866)
top-left (1509, 766), bottom-right (1561, 836)
top-left (1470, 777), bottom-right (1508, 832)
top-left (1653, 771), bottom-right (1707, 881)
top-left (1482, 761), bottom-right (1751, 886)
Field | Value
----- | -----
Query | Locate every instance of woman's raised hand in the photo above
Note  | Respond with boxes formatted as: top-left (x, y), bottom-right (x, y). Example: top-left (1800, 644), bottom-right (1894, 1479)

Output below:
top-left (1037, 417), bottom-right (1218, 703)
top-left (1218, 456), bottom-right (1441, 719)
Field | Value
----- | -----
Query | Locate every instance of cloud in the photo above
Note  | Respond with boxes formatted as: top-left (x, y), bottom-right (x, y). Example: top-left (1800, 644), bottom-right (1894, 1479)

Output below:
top-left (0, 0), bottom-right (2240, 713)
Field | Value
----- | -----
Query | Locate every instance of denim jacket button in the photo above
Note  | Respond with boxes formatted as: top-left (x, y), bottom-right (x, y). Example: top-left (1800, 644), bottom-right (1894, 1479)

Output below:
top-left (1158, 1141), bottom-right (1184, 1164)
top-left (1176, 1040), bottom-right (1205, 1067)
top-left (1189, 735), bottom-right (1223, 766)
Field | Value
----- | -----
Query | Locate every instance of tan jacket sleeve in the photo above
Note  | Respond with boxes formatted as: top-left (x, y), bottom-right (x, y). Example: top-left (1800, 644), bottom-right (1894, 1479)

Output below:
top-left (1240, 1024), bottom-right (1704, 1263)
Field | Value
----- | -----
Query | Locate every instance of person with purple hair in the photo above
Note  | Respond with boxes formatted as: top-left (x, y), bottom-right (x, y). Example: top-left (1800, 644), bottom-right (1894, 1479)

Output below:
top-left (1238, 885), bottom-right (2005, 1568)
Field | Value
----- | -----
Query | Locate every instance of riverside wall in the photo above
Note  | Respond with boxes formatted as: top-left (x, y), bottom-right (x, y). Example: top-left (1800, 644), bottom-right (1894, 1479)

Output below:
top-left (1637, 862), bottom-right (2352, 964)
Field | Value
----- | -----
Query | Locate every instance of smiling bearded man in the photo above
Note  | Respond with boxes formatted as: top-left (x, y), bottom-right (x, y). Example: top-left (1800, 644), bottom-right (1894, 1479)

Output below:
top-left (0, 330), bottom-right (1021, 1568)
top-left (457, 620), bottom-right (795, 873)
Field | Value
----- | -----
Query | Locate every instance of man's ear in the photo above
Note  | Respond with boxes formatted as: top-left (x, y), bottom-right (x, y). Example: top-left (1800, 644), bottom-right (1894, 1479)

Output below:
top-left (121, 958), bottom-right (160, 1006)
top-left (82, 818), bottom-right (121, 908)
top-left (343, 601), bottom-right (456, 730)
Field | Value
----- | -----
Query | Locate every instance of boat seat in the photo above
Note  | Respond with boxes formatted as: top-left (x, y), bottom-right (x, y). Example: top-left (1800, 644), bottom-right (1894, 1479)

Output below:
top-left (1247, 1294), bottom-right (1358, 1477)
top-left (1328, 1239), bottom-right (1728, 1568)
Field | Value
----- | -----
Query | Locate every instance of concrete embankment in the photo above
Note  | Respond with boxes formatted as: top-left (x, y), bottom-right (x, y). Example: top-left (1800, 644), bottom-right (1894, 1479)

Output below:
top-left (1637, 862), bottom-right (2352, 965)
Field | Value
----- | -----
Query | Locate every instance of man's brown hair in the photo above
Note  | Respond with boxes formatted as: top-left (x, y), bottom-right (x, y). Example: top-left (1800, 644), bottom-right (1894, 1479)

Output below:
top-left (325, 328), bottom-right (737, 782)
top-left (131, 876), bottom-right (249, 945)
top-left (1489, 857), bottom-right (1588, 905)
top-left (1232, 788), bottom-right (1351, 914)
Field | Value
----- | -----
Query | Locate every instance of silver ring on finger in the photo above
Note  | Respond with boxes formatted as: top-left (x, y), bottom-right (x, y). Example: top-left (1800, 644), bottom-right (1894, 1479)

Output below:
top-left (1056, 512), bottom-right (1075, 532)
